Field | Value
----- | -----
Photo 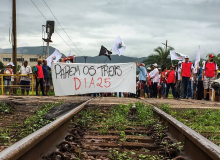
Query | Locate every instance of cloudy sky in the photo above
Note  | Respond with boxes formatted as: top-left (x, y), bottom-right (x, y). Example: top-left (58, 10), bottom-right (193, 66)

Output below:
top-left (0, 0), bottom-right (220, 58)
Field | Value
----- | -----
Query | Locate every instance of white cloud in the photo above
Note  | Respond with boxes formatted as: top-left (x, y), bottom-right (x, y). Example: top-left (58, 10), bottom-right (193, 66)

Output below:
top-left (0, 0), bottom-right (220, 59)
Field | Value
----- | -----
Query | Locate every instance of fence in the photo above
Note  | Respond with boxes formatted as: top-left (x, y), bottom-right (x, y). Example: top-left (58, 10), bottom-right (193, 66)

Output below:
top-left (0, 74), bottom-right (34, 95)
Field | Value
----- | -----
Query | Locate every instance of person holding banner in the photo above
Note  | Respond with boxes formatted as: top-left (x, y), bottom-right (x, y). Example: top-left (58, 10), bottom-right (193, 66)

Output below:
top-left (180, 56), bottom-right (193, 99)
top-left (135, 62), bottom-right (147, 99)
top-left (202, 54), bottom-right (217, 101)
top-left (42, 60), bottom-right (51, 96)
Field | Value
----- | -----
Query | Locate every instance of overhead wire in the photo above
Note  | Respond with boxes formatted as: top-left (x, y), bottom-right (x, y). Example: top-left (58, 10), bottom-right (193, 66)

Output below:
top-left (42, 0), bottom-right (84, 56)
top-left (30, 0), bottom-right (80, 56)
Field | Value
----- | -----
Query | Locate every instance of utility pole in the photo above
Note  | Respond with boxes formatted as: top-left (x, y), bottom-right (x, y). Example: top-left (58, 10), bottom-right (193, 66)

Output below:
top-left (12, 0), bottom-right (17, 74)
top-left (84, 57), bottom-right (87, 63)
top-left (162, 40), bottom-right (168, 53)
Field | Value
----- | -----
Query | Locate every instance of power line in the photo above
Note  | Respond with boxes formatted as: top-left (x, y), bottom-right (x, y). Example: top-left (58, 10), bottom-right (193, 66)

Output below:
top-left (42, 0), bottom-right (84, 56)
top-left (30, 0), bottom-right (80, 56)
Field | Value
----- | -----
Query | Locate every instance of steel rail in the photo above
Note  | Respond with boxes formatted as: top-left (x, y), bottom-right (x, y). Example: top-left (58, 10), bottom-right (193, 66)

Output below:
top-left (153, 106), bottom-right (220, 160)
top-left (0, 98), bottom-right (93, 160)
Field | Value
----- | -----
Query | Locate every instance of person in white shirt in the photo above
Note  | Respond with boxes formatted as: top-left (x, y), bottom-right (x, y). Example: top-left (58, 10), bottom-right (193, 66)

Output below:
top-left (19, 61), bottom-right (32, 96)
top-left (150, 63), bottom-right (159, 98)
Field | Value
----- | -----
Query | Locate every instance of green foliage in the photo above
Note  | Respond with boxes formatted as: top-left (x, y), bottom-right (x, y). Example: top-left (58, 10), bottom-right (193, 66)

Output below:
top-left (0, 103), bottom-right (13, 114)
top-left (0, 60), bottom-right (5, 70)
top-left (142, 46), bottom-right (174, 68)
top-left (0, 102), bottom-right (63, 144)
top-left (17, 65), bottom-right (21, 72)
top-left (158, 104), bottom-right (220, 145)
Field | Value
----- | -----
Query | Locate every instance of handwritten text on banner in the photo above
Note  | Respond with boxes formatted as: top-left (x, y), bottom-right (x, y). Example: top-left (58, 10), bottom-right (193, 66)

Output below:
top-left (52, 63), bottom-right (136, 96)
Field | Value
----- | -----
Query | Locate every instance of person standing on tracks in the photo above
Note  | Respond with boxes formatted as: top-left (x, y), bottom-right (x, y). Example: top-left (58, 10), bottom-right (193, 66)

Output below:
top-left (146, 67), bottom-right (152, 98)
top-left (175, 61), bottom-right (183, 99)
top-left (202, 54), bottom-right (217, 101)
top-left (135, 62), bottom-right (147, 99)
top-left (166, 65), bottom-right (176, 98)
top-left (150, 63), bottom-right (159, 98)
top-left (197, 62), bottom-right (204, 100)
top-left (180, 56), bottom-right (193, 99)
top-left (19, 61), bottom-right (32, 96)
top-left (34, 59), bottom-right (45, 96)
top-left (161, 66), bottom-right (167, 99)
top-left (42, 60), bottom-right (51, 96)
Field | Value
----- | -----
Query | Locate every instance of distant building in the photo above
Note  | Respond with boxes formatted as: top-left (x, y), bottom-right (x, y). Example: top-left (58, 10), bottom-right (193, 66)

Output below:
top-left (0, 53), bottom-right (62, 66)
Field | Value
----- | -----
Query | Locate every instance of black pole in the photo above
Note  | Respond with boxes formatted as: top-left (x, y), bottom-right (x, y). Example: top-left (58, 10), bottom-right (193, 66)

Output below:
top-left (84, 57), bottom-right (87, 63)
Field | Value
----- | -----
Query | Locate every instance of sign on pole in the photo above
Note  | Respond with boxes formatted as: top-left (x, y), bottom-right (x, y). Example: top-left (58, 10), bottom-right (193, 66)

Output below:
top-left (51, 63), bottom-right (136, 96)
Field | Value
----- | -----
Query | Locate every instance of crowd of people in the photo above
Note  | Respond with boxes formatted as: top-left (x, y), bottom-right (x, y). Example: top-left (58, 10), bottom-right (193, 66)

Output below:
top-left (2, 59), bottom-right (51, 96)
top-left (2, 54), bottom-right (220, 100)
top-left (136, 54), bottom-right (220, 101)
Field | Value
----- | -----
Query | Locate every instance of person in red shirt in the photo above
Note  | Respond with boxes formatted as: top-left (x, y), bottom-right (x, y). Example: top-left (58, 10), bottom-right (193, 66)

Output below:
top-left (180, 56), bottom-right (193, 99)
top-left (34, 59), bottom-right (45, 96)
top-left (166, 65), bottom-right (176, 98)
top-left (202, 54), bottom-right (217, 100)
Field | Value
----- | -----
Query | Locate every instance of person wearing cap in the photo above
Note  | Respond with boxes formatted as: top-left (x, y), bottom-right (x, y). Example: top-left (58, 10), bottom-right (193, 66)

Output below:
top-left (135, 62), bottom-right (147, 99)
top-left (180, 55), bottom-right (193, 99)
top-left (34, 59), bottom-right (45, 96)
top-left (19, 61), bottom-right (32, 96)
top-left (166, 65), bottom-right (176, 98)
top-left (146, 67), bottom-right (152, 98)
top-left (3, 63), bottom-right (13, 95)
top-left (160, 66), bottom-right (167, 99)
top-left (197, 62), bottom-right (204, 100)
top-left (150, 63), bottom-right (159, 98)
top-left (202, 54), bottom-right (217, 101)
top-left (175, 61), bottom-right (183, 99)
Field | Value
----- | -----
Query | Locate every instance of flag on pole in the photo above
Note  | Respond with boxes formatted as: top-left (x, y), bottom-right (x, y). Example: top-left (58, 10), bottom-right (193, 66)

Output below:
top-left (170, 51), bottom-right (187, 61)
top-left (99, 45), bottom-right (112, 61)
top-left (112, 36), bottom-right (126, 56)
top-left (46, 49), bottom-right (62, 67)
top-left (68, 52), bottom-right (72, 57)
top-left (195, 45), bottom-right (200, 69)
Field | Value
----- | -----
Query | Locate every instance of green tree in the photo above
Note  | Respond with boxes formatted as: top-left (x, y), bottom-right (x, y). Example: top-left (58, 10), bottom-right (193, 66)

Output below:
top-left (0, 61), bottom-right (5, 70)
top-left (142, 46), bottom-right (174, 68)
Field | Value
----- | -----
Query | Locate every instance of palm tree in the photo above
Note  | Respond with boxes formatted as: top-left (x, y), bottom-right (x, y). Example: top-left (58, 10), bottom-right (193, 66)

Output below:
top-left (142, 46), bottom-right (174, 68)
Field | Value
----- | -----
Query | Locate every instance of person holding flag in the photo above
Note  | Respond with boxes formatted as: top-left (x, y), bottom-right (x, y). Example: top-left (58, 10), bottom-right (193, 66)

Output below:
top-left (135, 62), bottom-right (147, 99)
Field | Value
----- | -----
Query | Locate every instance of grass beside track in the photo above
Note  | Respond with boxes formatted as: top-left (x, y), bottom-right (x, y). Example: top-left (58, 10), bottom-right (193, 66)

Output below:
top-left (158, 103), bottom-right (220, 147)
top-left (0, 101), bottom-right (63, 147)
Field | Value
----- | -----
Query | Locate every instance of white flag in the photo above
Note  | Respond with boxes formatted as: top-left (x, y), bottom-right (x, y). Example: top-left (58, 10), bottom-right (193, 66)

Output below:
top-left (112, 36), bottom-right (126, 56)
top-left (46, 49), bottom-right (62, 67)
top-left (170, 51), bottom-right (187, 61)
top-left (68, 52), bottom-right (72, 57)
top-left (195, 45), bottom-right (200, 69)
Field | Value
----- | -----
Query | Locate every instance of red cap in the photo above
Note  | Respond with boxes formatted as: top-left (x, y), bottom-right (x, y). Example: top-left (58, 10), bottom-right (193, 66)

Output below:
top-left (209, 54), bottom-right (214, 58)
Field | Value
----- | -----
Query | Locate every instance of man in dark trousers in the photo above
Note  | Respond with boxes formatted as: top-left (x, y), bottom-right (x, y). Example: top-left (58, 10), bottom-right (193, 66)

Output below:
top-left (202, 54), bottom-right (217, 100)
top-left (34, 59), bottom-right (45, 96)
top-left (42, 60), bottom-right (51, 96)
top-left (166, 65), bottom-right (176, 98)
top-left (180, 56), bottom-right (193, 99)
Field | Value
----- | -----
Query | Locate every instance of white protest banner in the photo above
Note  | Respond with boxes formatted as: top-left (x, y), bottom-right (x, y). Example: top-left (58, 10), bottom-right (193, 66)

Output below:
top-left (52, 63), bottom-right (136, 96)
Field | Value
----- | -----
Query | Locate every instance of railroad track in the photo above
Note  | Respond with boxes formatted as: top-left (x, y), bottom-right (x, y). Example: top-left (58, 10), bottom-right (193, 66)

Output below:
top-left (0, 98), bottom-right (219, 160)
